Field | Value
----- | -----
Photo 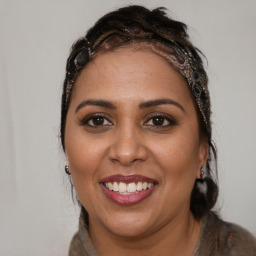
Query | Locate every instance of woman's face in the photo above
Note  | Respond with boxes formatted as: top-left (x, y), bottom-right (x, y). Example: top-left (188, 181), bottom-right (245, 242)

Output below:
top-left (65, 48), bottom-right (208, 237)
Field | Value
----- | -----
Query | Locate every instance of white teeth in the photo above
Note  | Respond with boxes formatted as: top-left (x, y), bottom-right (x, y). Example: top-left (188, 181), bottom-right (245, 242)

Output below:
top-left (104, 181), bottom-right (155, 194)
top-left (142, 182), bottom-right (147, 190)
top-left (127, 182), bottom-right (136, 193)
top-left (137, 182), bottom-right (143, 191)
top-left (113, 182), bottom-right (119, 192)
top-left (106, 182), bottom-right (113, 190)
top-left (119, 182), bottom-right (126, 193)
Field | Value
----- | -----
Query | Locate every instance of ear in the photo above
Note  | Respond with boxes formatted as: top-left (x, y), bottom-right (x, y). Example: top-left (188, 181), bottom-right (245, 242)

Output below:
top-left (197, 136), bottom-right (209, 178)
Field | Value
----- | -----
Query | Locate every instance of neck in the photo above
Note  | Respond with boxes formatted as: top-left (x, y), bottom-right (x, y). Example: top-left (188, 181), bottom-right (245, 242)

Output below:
top-left (89, 211), bottom-right (202, 256)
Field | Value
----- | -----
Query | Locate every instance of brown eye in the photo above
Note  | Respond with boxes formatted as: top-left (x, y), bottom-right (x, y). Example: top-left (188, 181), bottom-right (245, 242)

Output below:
top-left (145, 114), bottom-right (177, 127)
top-left (152, 116), bottom-right (165, 126)
top-left (81, 114), bottom-right (113, 127)
top-left (91, 116), bottom-right (104, 126)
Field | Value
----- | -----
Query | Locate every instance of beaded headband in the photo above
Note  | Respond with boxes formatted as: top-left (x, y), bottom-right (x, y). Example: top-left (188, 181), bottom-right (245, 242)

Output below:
top-left (64, 29), bottom-right (211, 136)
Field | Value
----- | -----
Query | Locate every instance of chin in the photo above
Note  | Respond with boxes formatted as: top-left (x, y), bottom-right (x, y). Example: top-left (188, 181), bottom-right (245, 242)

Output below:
top-left (97, 210), bottom-right (156, 238)
top-left (107, 220), bottom-right (152, 238)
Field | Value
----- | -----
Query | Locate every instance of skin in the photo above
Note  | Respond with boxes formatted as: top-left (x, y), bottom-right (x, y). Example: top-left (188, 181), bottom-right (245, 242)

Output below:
top-left (65, 48), bottom-right (208, 256)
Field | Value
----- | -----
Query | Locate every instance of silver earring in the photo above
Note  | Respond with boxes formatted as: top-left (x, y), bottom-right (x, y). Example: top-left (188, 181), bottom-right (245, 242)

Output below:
top-left (65, 163), bottom-right (71, 175)
top-left (200, 165), bottom-right (205, 179)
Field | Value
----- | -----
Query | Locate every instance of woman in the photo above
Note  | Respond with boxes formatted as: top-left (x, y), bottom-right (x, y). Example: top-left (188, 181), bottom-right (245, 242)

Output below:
top-left (61, 5), bottom-right (256, 256)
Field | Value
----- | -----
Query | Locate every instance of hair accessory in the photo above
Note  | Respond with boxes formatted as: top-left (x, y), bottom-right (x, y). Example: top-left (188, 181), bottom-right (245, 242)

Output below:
top-left (73, 38), bottom-right (92, 70)
top-left (200, 165), bottom-right (205, 179)
top-left (64, 38), bottom-right (92, 104)
top-left (173, 44), bottom-right (209, 128)
top-left (92, 29), bottom-right (123, 49)
top-left (74, 48), bottom-right (90, 69)
top-left (65, 163), bottom-right (71, 175)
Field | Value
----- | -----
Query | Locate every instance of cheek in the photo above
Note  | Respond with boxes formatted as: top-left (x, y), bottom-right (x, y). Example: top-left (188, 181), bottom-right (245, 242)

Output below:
top-left (66, 133), bottom-right (106, 177)
top-left (64, 120), bottom-right (109, 192)
top-left (65, 127), bottom-right (111, 211)
top-left (151, 132), bottom-right (199, 185)
top-left (152, 136), bottom-right (199, 214)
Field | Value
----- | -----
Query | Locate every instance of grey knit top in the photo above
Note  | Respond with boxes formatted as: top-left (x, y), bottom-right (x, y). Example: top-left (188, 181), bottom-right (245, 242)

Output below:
top-left (69, 211), bottom-right (256, 256)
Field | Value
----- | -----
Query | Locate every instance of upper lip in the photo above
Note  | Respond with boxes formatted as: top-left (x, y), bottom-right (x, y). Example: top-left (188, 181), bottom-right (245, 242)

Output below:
top-left (100, 174), bottom-right (157, 184)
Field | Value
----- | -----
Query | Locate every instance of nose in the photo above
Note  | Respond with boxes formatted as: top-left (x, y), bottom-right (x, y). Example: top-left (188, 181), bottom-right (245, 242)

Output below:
top-left (108, 126), bottom-right (148, 166)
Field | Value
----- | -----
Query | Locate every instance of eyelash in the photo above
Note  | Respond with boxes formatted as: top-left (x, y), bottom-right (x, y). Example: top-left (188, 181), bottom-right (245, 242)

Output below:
top-left (80, 113), bottom-right (177, 128)
top-left (80, 113), bottom-right (113, 127)
top-left (144, 114), bottom-right (177, 127)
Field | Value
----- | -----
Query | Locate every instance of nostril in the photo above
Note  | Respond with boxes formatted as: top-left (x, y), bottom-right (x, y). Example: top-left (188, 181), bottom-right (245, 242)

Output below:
top-left (108, 141), bottom-right (147, 165)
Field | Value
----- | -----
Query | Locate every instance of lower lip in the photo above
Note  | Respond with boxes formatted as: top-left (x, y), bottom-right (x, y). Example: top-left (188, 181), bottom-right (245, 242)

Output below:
top-left (100, 183), bottom-right (157, 206)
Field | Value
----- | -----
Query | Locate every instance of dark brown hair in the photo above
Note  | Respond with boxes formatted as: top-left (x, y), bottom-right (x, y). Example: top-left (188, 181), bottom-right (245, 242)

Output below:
top-left (61, 5), bottom-right (218, 220)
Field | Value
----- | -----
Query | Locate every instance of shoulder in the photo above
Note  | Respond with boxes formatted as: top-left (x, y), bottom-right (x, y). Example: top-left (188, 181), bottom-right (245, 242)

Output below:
top-left (218, 217), bottom-right (256, 255)
top-left (68, 232), bottom-right (86, 256)
top-left (69, 231), bottom-right (95, 256)
top-left (68, 210), bottom-right (100, 256)
top-left (198, 212), bottom-right (256, 256)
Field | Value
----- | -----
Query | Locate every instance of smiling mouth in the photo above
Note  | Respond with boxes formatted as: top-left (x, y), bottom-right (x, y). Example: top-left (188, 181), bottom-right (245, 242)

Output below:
top-left (100, 175), bottom-right (158, 205)
top-left (103, 181), bottom-right (155, 194)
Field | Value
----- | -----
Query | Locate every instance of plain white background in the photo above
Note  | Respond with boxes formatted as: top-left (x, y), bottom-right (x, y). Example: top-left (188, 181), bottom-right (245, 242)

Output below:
top-left (0, 0), bottom-right (255, 255)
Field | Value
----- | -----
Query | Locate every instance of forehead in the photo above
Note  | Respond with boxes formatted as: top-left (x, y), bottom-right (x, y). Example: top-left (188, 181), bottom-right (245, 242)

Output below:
top-left (72, 48), bottom-right (193, 105)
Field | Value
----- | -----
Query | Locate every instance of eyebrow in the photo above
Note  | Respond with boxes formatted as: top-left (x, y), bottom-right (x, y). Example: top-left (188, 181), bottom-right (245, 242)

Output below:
top-left (139, 98), bottom-right (185, 112)
top-left (75, 98), bottom-right (185, 113)
top-left (75, 99), bottom-right (116, 113)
